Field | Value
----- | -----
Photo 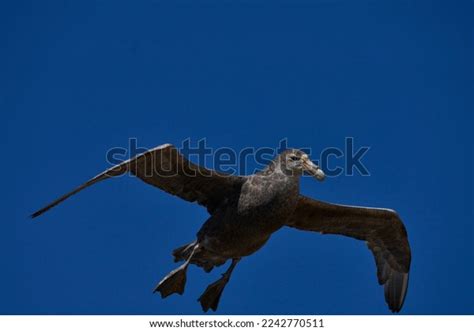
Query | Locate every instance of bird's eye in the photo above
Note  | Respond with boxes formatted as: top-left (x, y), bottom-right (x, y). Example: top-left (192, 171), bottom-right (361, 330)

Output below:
top-left (290, 155), bottom-right (299, 161)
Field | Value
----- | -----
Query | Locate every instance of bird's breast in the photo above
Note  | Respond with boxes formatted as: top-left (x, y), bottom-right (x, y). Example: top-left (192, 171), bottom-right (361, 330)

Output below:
top-left (196, 176), bottom-right (299, 258)
top-left (236, 175), bottom-right (300, 225)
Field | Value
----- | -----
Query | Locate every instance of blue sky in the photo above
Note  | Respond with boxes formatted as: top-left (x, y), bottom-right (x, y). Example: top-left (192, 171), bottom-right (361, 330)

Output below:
top-left (2, 0), bottom-right (473, 314)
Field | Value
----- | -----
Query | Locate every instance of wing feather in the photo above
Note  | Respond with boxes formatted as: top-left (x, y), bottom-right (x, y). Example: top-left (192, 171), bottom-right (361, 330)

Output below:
top-left (287, 195), bottom-right (411, 312)
top-left (31, 143), bottom-right (243, 218)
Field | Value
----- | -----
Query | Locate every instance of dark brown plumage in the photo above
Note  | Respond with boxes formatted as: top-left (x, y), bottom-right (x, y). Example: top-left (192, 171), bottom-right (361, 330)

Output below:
top-left (31, 143), bottom-right (411, 313)
top-left (288, 197), bottom-right (410, 312)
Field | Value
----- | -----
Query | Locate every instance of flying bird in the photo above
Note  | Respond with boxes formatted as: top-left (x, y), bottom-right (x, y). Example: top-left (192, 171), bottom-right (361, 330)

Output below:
top-left (31, 143), bottom-right (411, 313)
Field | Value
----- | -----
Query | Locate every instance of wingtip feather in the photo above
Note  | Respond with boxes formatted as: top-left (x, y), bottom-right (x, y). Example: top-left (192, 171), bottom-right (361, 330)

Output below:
top-left (384, 271), bottom-right (409, 313)
top-left (30, 209), bottom-right (45, 219)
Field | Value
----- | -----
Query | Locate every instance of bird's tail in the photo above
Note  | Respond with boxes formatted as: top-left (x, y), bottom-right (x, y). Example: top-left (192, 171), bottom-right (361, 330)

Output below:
top-left (172, 242), bottom-right (196, 262)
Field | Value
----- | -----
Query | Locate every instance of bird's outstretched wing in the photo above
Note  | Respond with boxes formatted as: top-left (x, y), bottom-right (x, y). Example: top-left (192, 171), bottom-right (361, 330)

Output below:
top-left (31, 143), bottom-right (244, 218)
top-left (286, 195), bottom-right (411, 313)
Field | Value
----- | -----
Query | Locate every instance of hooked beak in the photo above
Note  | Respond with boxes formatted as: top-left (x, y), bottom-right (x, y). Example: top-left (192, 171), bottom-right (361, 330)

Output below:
top-left (302, 156), bottom-right (325, 181)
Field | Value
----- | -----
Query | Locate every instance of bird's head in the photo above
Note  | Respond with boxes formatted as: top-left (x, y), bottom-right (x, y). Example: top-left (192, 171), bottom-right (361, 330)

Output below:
top-left (278, 149), bottom-right (325, 181)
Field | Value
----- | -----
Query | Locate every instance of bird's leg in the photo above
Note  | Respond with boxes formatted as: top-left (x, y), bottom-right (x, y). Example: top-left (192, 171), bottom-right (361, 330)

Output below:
top-left (198, 258), bottom-right (241, 312)
top-left (153, 244), bottom-right (200, 298)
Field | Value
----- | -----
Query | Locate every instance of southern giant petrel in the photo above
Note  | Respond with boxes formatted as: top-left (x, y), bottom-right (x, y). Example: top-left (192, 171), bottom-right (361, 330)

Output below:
top-left (31, 143), bottom-right (411, 313)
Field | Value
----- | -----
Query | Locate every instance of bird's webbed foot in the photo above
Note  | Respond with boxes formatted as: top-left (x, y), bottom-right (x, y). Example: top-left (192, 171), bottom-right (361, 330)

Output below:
top-left (198, 274), bottom-right (229, 312)
top-left (153, 263), bottom-right (188, 298)
top-left (154, 244), bottom-right (200, 298)
top-left (198, 258), bottom-right (240, 312)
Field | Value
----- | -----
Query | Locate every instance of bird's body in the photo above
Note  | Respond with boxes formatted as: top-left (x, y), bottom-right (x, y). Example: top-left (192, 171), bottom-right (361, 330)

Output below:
top-left (197, 166), bottom-right (300, 259)
top-left (31, 143), bottom-right (411, 313)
